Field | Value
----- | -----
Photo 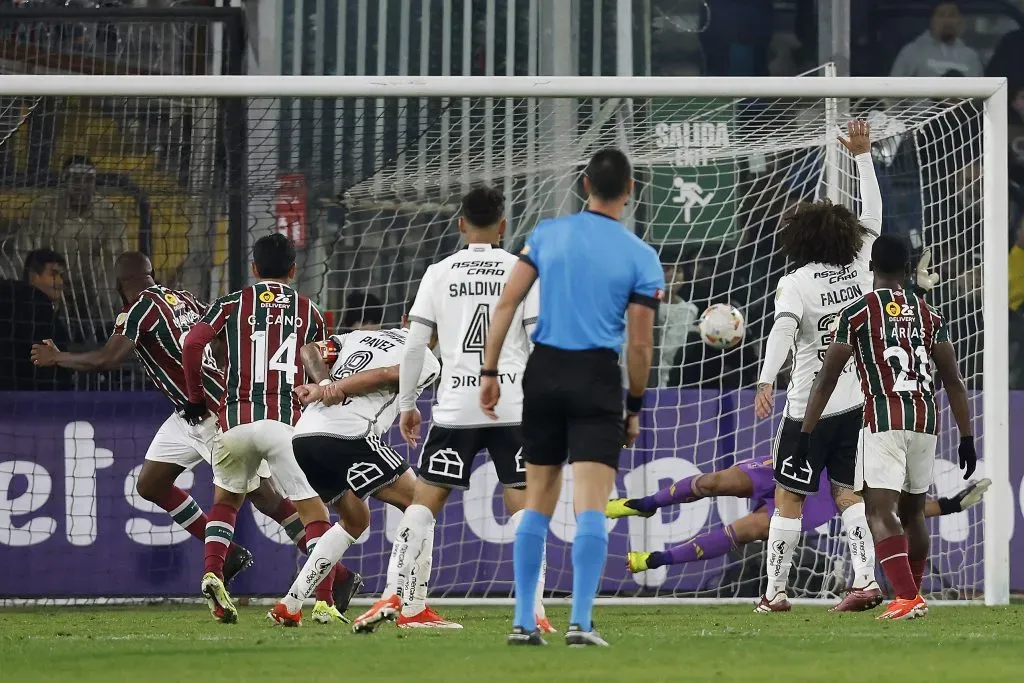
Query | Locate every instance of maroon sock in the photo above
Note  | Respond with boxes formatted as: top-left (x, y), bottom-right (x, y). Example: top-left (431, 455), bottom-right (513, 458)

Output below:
top-left (909, 558), bottom-right (927, 592)
top-left (876, 535), bottom-right (917, 600)
top-left (156, 486), bottom-right (209, 543)
top-left (203, 503), bottom-right (238, 578)
top-left (267, 498), bottom-right (308, 552)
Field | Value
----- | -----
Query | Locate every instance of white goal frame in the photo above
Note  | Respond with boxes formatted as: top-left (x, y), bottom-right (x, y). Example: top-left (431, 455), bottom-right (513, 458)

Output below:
top-left (0, 74), bottom-right (1009, 607)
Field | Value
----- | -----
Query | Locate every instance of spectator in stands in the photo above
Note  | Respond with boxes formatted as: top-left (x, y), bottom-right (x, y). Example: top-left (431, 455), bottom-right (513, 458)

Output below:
top-left (654, 263), bottom-right (700, 388)
top-left (890, 1), bottom-right (983, 78)
top-left (0, 248), bottom-right (72, 389)
top-left (340, 290), bottom-right (384, 332)
top-left (20, 155), bottom-right (128, 334)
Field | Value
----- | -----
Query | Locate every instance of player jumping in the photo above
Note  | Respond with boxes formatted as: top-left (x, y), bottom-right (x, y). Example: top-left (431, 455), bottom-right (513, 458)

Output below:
top-left (608, 459), bottom-right (988, 575)
top-left (800, 233), bottom-right (976, 620)
top-left (267, 322), bottom-right (448, 627)
top-left (29, 252), bottom-right (318, 587)
top-left (353, 186), bottom-right (552, 634)
top-left (181, 234), bottom-right (337, 623)
top-left (754, 119), bottom-right (888, 612)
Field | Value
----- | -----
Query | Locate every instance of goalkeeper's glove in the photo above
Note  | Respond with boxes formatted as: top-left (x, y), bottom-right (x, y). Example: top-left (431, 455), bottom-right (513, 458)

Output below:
top-left (181, 400), bottom-right (209, 426)
top-left (957, 436), bottom-right (977, 479)
top-left (914, 248), bottom-right (940, 296)
top-left (937, 478), bottom-right (991, 515)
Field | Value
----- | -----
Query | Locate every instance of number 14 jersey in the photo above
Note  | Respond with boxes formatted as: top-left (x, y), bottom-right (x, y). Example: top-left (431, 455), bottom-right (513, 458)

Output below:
top-left (201, 281), bottom-right (326, 430)
top-left (833, 288), bottom-right (949, 434)
top-left (408, 243), bottom-right (539, 428)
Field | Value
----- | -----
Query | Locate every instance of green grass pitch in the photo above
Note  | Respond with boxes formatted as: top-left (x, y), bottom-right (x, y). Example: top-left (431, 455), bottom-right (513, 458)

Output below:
top-left (2, 604), bottom-right (1023, 682)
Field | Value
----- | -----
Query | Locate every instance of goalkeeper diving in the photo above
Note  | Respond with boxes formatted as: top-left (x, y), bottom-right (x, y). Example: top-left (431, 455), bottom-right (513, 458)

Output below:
top-left (609, 461), bottom-right (988, 573)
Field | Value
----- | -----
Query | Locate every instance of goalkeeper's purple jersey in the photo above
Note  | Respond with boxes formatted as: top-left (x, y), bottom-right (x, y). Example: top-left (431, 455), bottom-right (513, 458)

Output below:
top-left (739, 457), bottom-right (836, 531)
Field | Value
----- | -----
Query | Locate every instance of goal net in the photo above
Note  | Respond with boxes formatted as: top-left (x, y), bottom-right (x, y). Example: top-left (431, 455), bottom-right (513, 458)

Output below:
top-left (0, 75), bottom-right (1009, 606)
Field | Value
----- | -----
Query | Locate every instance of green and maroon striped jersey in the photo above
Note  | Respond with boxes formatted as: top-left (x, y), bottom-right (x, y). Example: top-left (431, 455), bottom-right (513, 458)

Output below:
top-left (832, 288), bottom-right (949, 434)
top-left (200, 281), bottom-right (326, 430)
top-left (113, 285), bottom-right (225, 412)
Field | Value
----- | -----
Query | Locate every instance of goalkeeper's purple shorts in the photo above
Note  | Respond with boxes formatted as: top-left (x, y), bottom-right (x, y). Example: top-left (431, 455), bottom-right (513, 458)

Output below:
top-left (738, 457), bottom-right (838, 532)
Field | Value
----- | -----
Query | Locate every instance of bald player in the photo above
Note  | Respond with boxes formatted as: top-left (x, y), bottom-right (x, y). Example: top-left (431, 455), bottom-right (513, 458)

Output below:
top-left (30, 252), bottom-right (326, 589)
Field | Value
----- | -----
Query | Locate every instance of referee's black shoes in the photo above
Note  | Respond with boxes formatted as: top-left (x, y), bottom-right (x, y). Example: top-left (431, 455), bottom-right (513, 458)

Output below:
top-left (507, 626), bottom-right (548, 646)
top-left (565, 623), bottom-right (610, 647)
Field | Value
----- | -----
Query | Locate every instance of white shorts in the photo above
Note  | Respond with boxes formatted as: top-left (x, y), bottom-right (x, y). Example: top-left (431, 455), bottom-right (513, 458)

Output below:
top-left (145, 413), bottom-right (270, 493)
top-left (855, 428), bottom-right (937, 495)
top-left (213, 419), bottom-right (317, 500)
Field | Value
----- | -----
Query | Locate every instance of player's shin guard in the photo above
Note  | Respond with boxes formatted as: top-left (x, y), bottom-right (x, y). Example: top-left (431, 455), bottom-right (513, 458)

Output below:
top-left (203, 503), bottom-right (237, 578)
top-left (268, 498), bottom-right (307, 551)
top-left (877, 535), bottom-right (918, 600)
top-left (841, 502), bottom-right (877, 588)
top-left (570, 510), bottom-right (608, 632)
top-left (513, 510), bottom-right (550, 631)
top-left (509, 509), bottom-right (549, 620)
top-left (638, 474), bottom-right (707, 513)
top-left (651, 525), bottom-right (738, 568)
top-left (384, 504), bottom-right (433, 604)
top-left (764, 513), bottom-right (802, 599)
top-left (160, 487), bottom-right (209, 543)
top-left (403, 521), bottom-right (435, 617)
top-left (282, 523), bottom-right (357, 613)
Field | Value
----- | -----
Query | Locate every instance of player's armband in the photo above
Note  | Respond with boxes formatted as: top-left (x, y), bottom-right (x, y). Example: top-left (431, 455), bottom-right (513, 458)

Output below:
top-left (314, 338), bottom-right (340, 364)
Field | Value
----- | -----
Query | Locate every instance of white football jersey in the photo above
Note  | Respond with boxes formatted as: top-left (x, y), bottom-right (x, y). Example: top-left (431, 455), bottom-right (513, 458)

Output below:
top-left (295, 328), bottom-right (440, 439)
top-left (408, 243), bottom-right (538, 427)
top-left (775, 233), bottom-right (877, 420)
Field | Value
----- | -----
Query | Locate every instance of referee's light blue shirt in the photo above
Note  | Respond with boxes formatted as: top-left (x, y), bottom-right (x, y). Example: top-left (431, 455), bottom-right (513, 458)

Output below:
top-left (520, 210), bottom-right (665, 351)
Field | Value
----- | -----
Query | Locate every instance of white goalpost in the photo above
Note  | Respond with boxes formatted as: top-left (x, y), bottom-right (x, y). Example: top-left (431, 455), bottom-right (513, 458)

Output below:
top-left (0, 75), bottom-right (1009, 608)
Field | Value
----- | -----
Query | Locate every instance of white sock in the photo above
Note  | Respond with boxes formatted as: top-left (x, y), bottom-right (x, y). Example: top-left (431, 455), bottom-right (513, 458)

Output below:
top-left (510, 509), bottom-right (548, 619)
top-left (764, 513), bottom-right (802, 599)
top-left (403, 521), bottom-right (435, 617)
top-left (841, 501), bottom-right (877, 589)
top-left (383, 504), bottom-right (433, 604)
top-left (281, 522), bottom-right (356, 612)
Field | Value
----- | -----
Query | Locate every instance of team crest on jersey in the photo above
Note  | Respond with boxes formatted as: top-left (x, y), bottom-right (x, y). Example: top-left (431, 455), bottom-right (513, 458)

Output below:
top-left (163, 292), bottom-right (179, 306)
top-left (114, 312), bottom-right (128, 327)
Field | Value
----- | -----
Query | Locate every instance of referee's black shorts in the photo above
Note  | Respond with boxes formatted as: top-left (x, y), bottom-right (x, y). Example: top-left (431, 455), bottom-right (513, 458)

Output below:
top-left (521, 342), bottom-right (623, 469)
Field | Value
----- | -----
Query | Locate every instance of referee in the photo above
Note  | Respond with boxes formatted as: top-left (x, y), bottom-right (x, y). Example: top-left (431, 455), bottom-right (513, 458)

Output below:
top-left (480, 149), bottom-right (664, 647)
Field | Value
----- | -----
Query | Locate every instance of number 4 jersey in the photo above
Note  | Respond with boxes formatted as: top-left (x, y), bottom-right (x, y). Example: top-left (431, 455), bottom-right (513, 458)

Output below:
top-left (200, 281), bottom-right (326, 430)
top-left (833, 288), bottom-right (948, 434)
top-left (408, 243), bottom-right (539, 428)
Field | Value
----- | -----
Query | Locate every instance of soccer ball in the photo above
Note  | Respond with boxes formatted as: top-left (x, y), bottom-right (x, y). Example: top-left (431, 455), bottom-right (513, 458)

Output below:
top-left (698, 304), bottom-right (745, 349)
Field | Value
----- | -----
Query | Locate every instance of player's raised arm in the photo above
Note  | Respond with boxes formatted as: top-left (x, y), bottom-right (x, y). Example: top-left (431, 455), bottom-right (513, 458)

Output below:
top-left (839, 118), bottom-right (881, 237)
top-left (931, 339), bottom-right (976, 478)
top-left (480, 260), bottom-right (537, 419)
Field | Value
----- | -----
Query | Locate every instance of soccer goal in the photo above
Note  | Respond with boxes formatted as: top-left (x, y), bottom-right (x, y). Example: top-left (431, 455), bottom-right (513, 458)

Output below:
top-left (0, 74), bottom-right (1009, 607)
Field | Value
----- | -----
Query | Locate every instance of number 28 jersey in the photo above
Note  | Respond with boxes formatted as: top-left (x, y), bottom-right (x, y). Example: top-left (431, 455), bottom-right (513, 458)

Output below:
top-left (296, 328), bottom-right (441, 439)
top-left (200, 281), bottom-right (326, 430)
top-left (833, 288), bottom-right (948, 434)
top-left (409, 244), bottom-right (539, 428)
